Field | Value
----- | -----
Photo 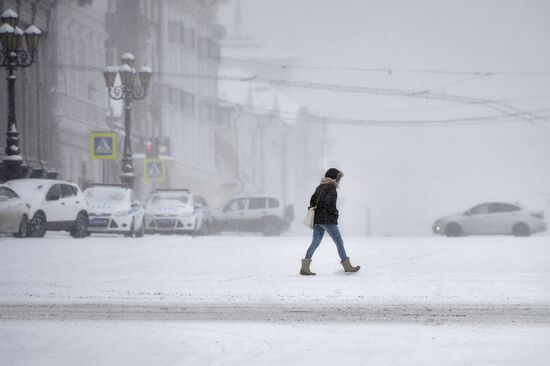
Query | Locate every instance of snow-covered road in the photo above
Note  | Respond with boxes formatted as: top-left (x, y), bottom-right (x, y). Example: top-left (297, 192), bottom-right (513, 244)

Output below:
top-left (1, 233), bottom-right (549, 305)
top-left (1, 233), bottom-right (549, 365)
top-left (2, 302), bottom-right (549, 323)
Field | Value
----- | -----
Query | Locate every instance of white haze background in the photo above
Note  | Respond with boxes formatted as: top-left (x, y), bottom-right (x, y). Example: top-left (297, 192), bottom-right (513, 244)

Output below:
top-left (217, 0), bottom-right (550, 236)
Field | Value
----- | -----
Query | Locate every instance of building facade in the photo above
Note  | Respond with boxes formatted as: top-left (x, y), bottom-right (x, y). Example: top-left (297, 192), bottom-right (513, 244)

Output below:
top-left (0, 0), bottom-right (58, 181)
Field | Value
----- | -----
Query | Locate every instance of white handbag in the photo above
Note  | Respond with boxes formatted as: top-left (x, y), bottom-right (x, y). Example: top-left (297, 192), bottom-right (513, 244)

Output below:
top-left (303, 207), bottom-right (315, 229)
top-left (303, 186), bottom-right (326, 229)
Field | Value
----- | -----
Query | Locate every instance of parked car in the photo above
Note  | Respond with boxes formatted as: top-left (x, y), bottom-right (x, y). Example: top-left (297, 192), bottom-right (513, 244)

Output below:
top-left (84, 184), bottom-right (145, 237)
top-left (144, 189), bottom-right (212, 235)
top-left (211, 196), bottom-right (294, 236)
top-left (0, 184), bottom-right (29, 237)
top-left (5, 179), bottom-right (88, 238)
top-left (433, 202), bottom-right (546, 237)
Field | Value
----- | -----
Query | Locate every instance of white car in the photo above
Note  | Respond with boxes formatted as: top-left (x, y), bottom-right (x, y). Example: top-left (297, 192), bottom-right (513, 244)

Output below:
top-left (84, 184), bottom-right (145, 237)
top-left (433, 202), bottom-right (546, 237)
top-left (0, 184), bottom-right (29, 237)
top-left (211, 196), bottom-right (294, 236)
top-left (5, 179), bottom-right (89, 238)
top-left (144, 189), bottom-right (212, 235)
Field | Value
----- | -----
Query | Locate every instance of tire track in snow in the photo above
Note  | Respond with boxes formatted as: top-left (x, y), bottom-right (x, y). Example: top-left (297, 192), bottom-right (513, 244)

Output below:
top-left (1, 303), bottom-right (549, 324)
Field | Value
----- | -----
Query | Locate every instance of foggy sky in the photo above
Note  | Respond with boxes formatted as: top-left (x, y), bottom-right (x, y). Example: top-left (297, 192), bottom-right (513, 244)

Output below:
top-left (218, 0), bottom-right (550, 235)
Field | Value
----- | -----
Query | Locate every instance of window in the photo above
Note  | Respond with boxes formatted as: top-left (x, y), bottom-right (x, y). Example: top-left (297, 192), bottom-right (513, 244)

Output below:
top-left (198, 100), bottom-right (211, 121)
top-left (183, 28), bottom-right (195, 49)
top-left (46, 185), bottom-right (62, 201)
top-left (268, 198), bottom-right (279, 208)
top-left (469, 204), bottom-right (489, 215)
top-left (198, 38), bottom-right (210, 58)
top-left (210, 42), bottom-right (221, 60)
top-left (226, 198), bottom-right (247, 212)
top-left (61, 184), bottom-right (77, 198)
top-left (168, 21), bottom-right (183, 43)
top-left (183, 92), bottom-right (195, 115)
top-left (249, 198), bottom-right (266, 210)
top-left (219, 107), bottom-right (231, 125)
top-left (168, 86), bottom-right (176, 105)
top-left (490, 203), bottom-right (520, 214)
top-left (0, 187), bottom-right (19, 199)
top-left (196, 196), bottom-right (208, 207)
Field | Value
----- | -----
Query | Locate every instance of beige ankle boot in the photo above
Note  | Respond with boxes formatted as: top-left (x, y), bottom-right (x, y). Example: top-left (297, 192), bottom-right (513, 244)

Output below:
top-left (341, 257), bottom-right (360, 273)
top-left (300, 258), bottom-right (316, 275)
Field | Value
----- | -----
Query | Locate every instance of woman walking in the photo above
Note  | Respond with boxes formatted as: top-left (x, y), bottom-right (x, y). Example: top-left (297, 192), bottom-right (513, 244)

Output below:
top-left (300, 168), bottom-right (361, 275)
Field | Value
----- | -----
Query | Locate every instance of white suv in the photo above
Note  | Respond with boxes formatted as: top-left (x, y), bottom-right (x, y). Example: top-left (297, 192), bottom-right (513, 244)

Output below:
top-left (5, 179), bottom-right (89, 238)
top-left (212, 196), bottom-right (294, 236)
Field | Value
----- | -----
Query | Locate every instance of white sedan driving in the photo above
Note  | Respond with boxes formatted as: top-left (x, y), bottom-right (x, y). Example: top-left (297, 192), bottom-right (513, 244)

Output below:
top-left (433, 202), bottom-right (546, 237)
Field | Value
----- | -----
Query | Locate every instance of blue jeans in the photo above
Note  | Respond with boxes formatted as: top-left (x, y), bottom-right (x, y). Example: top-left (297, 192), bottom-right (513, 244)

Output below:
top-left (305, 224), bottom-right (348, 261)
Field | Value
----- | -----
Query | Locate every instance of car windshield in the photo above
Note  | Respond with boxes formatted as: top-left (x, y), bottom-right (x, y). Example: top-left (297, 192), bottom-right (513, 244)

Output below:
top-left (84, 187), bottom-right (128, 203)
top-left (149, 194), bottom-right (189, 206)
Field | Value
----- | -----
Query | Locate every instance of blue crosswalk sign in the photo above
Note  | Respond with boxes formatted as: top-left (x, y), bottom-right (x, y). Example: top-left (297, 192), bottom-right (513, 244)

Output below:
top-left (90, 132), bottom-right (117, 160)
top-left (144, 159), bottom-right (166, 182)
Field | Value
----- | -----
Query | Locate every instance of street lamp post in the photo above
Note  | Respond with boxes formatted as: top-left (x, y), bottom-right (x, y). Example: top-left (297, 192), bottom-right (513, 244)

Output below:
top-left (103, 53), bottom-right (152, 188)
top-left (0, 9), bottom-right (41, 181)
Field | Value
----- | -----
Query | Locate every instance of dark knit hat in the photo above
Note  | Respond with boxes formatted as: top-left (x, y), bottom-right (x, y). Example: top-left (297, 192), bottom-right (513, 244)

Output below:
top-left (324, 168), bottom-right (341, 180)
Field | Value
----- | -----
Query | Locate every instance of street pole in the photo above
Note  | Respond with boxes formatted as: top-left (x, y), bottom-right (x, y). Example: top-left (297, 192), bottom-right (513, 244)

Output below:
top-left (4, 59), bottom-right (20, 173)
top-left (0, 9), bottom-right (41, 181)
top-left (120, 94), bottom-right (134, 187)
top-left (103, 53), bottom-right (152, 189)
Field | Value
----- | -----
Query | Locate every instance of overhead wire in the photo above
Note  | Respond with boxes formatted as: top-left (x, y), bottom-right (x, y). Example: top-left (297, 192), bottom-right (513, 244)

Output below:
top-left (218, 56), bottom-right (550, 76)
top-left (53, 62), bottom-right (550, 129)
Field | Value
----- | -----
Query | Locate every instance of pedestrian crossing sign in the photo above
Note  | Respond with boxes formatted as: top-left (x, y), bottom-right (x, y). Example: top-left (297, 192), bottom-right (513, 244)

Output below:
top-left (144, 159), bottom-right (166, 182)
top-left (90, 132), bottom-right (117, 160)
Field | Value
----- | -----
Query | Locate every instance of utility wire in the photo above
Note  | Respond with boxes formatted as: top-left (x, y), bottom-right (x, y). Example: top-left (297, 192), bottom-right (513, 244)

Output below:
top-left (54, 63), bottom-right (550, 128)
top-left (218, 56), bottom-right (550, 76)
top-left (198, 93), bottom-right (550, 127)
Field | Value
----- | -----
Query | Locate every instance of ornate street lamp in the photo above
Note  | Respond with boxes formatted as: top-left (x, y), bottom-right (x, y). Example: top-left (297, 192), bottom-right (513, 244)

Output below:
top-left (103, 52), bottom-right (151, 188)
top-left (0, 9), bottom-right (41, 181)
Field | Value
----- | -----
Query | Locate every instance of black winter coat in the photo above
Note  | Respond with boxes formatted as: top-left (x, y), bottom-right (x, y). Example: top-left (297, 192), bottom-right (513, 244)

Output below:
top-left (309, 183), bottom-right (339, 225)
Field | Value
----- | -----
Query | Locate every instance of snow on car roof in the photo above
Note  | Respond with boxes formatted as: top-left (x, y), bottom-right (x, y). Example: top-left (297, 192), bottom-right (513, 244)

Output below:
top-left (149, 193), bottom-right (189, 205)
top-left (5, 179), bottom-right (59, 198)
top-left (84, 185), bottom-right (129, 202)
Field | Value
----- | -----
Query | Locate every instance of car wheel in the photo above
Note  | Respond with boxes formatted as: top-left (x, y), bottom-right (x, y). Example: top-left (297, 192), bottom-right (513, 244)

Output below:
top-left (445, 222), bottom-right (462, 237)
top-left (262, 220), bottom-right (281, 236)
top-left (14, 215), bottom-right (28, 238)
top-left (512, 222), bottom-right (531, 237)
top-left (135, 220), bottom-right (145, 238)
top-left (200, 220), bottom-right (210, 235)
top-left (28, 211), bottom-right (47, 238)
top-left (209, 220), bottom-right (221, 235)
top-left (124, 219), bottom-right (135, 237)
top-left (71, 212), bottom-right (88, 238)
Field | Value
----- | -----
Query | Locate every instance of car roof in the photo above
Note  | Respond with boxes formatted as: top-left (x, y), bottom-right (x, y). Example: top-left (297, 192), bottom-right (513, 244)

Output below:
top-left (150, 190), bottom-right (190, 195)
top-left (230, 196), bottom-right (281, 200)
top-left (84, 184), bottom-right (130, 191)
top-left (475, 202), bottom-right (523, 207)
top-left (6, 178), bottom-right (77, 186)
